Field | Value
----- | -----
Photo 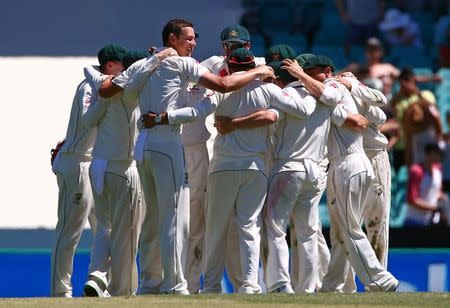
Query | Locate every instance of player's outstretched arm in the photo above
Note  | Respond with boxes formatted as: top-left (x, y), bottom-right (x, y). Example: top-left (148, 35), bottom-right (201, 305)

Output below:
top-left (97, 48), bottom-right (178, 98)
top-left (198, 65), bottom-right (275, 93)
top-left (336, 74), bottom-right (387, 107)
top-left (214, 109), bottom-right (278, 135)
top-left (281, 59), bottom-right (326, 100)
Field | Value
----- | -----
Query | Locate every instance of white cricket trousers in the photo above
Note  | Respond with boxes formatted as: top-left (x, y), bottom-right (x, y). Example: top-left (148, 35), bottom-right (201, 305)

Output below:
top-left (184, 143), bottom-right (208, 293)
top-left (90, 160), bottom-right (144, 296)
top-left (203, 170), bottom-right (266, 294)
top-left (321, 153), bottom-right (398, 292)
top-left (289, 167), bottom-right (330, 291)
top-left (343, 149), bottom-right (392, 293)
top-left (265, 171), bottom-right (322, 293)
top-left (51, 153), bottom-right (97, 297)
top-left (138, 143), bottom-right (190, 293)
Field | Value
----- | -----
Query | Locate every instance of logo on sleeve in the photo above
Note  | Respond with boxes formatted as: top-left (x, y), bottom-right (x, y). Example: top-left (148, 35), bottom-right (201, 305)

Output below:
top-left (83, 98), bottom-right (91, 106)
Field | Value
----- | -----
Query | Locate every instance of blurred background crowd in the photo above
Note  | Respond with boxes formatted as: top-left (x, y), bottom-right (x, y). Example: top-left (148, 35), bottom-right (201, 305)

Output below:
top-left (239, 0), bottom-right (450, 228)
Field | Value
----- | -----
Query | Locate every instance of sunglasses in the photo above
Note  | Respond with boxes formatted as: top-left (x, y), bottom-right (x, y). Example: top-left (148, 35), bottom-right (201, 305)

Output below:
top-left (223, 41), bottom-right (246, 50)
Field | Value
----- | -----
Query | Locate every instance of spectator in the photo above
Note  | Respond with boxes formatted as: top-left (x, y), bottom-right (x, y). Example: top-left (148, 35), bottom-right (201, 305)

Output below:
top-left (406, 143), bottom-right (450, 227)
top-left (392, 68), bottom-right (444, 167)
top-left (379, 8), bottom-right (423, 49)
top-left (290, 0), bottom-right (324, 50)
top-left (364, 37), bottom-right (400, 99)
top-left (240, 8), bottom-right (272, 49)
top-left (443, 111), bottom-right (450, 192)
top-left (438, 24), bottom-right (450, 68)
top-left (335, 0), bottom-right (384, 56)
top-left (434, 3), bottom-right (450, 47)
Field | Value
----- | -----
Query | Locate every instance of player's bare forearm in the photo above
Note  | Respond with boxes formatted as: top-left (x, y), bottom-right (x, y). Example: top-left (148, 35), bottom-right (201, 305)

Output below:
top-left (198, 66), bottom-right (275, 93)
top-left (281, 59), bottom-right (325, 98)
top-left (232, 110), bottom-right (277, 129)
top-left (342, 114), bottom-right (369, 132)
top-left (98, 77), bottom-right (123, 98)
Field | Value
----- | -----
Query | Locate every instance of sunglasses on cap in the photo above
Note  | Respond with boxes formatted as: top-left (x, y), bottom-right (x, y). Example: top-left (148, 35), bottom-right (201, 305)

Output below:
top-left (223, 41), bottom-right (247, 51)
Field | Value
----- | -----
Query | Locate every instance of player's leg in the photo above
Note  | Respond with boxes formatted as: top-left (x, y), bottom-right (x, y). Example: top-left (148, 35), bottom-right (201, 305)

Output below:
top-left (51, 157), bottom-right (93, 297)
top-left (321, 167), bottom-right (351, 293)
top-left (265, 171), bottom-right (299, 293)
top-left (203, 171), bottom-right (240, 293)
top-left (291, 177), bottom-right (322, 293)
top-left (224, 216), bottom-right (243, 292)
top-left (235, 170), bottom-right (267, 294)
top-left (137, 158), bottom-right (162, 294)
top-left (145, 149), bottom-right (190, 294)
top-left (86, 169), bottom-right (112, 296)
top-left (184, 143), bottom-right (208, 294)
top-left (107, 162), bottom-right (144, 296)
top-left (288, 217), bottom-right (298, 290)
top-left (316, 223), bottom-right (330, 290)
top-left (332, 167), bottom-right (397, 292)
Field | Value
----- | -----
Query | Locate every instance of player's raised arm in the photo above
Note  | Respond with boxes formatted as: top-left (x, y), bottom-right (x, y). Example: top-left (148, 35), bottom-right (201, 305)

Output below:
top-left (95, 48), bottom-right (178, 98)
top-left (336, 74), bottom-right (387, 107)
top-left (197, 65), bottom-right (275, 93)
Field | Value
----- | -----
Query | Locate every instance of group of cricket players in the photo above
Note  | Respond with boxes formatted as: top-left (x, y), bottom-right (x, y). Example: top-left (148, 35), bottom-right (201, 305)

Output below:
top-left (50, 18), bottom-right (399, 297)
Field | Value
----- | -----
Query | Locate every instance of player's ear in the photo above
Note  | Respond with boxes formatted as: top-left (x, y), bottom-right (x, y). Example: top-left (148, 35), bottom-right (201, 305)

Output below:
top-left (244, 42), bottom-right (251, 49)
top-left (169, 33), bottom-right (176, 44)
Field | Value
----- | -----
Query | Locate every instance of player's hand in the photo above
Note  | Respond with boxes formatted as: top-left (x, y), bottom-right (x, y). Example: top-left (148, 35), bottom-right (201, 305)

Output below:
top-left (333, 76), bottom-right (353, 90)
top-left (254, 65), bottom-right (275, 80)
top-left (339, 71), bottom-right (356, 79)
top-left (155, 48), bottom-right (178, 61)
top-left (343, 114), bottom-right (369, 132)
top-left (281, 59), bottom-right (304, 78)
top-left (214, 116), bottom-right (234, 135)
top-left (141, 112), bottom-right (158, 128)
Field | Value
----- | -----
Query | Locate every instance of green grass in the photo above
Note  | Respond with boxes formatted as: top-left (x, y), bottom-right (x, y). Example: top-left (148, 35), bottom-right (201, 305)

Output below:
top-left (1, 293), bottom-right (449, 308)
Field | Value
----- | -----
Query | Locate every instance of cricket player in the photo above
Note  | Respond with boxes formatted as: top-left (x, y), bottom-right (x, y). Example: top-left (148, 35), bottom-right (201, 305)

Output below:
top-left (97, 19), bottom-right (275, 294)
top-left (261, 47), bottom-right (348, 294)
top-left (331, 73), bottom-right (391, 293)
top-left (282, 56), bottom-right (399, 292)
top-left (82, 46), bottom-right (168, 296)
top-left (202, 48), bottom-right (318, 294)
top-left (200, 24), bottom-right (266, 291)
top-left (50, 61), bottom-right (99, 298)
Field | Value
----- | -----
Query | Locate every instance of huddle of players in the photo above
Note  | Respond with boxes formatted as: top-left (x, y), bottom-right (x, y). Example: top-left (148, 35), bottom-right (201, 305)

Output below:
top-left (50, 19), bottom-right (399, 297)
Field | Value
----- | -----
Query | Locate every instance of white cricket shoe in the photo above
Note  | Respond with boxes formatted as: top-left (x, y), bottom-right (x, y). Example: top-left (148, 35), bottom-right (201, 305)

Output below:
top-left (83, 271), bottom-right (110, 297)
top-left (272, 283), bottom-right (295, 294)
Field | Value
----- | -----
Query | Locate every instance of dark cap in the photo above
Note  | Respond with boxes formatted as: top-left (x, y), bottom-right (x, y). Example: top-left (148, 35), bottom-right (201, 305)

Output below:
top-left (267, 61), bottom-right (297, 83)
top-left (97, 43), bottom-right (127, 66)
top-left (122, 49), bottom-right (151, 70)
top-left (366, 37), bottom-right (383, 50)
top-left (227, 47), bottom-right (255, 66)
top-left (265, 44), bottom-right (297, 64)
top-left (296, 54), bottom-right (336, 72)
top-left (220, 24), bottom-right (251, 43)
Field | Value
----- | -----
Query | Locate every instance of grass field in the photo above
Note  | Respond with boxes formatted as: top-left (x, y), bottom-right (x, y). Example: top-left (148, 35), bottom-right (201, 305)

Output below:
top-left (1, 293), bottom-right (449, 308)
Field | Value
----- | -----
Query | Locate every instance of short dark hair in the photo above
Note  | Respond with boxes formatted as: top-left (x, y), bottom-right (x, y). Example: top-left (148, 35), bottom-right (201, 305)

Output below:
top-left (162, 19), bottom-right (194, 46)
top-left (398, 67), bottom-right (415, 81)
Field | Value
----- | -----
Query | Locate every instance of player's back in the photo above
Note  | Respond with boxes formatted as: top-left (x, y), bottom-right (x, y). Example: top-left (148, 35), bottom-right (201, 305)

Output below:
top-left (61, 79), bottom-right (97, 156)
top-left (213, 78), bottom-right (271, 159)
top-left (272, 83), bottom-right (331, 163)
top-left (324, 81), bottom-right (364, 159)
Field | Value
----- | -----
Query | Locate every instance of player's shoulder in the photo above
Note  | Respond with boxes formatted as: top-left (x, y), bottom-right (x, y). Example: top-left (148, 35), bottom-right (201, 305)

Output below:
top-left (77, 79), bottom-right (92, 92)
top-left (201, 55), bottom-right (224, 69)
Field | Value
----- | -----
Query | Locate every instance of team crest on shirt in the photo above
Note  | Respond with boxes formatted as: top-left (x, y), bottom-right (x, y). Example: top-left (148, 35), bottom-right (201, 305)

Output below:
top-left (83, 98), bottom-right (91, 106)
top-left (330, 197), bottom-right (336, 205)
top-left (74, 193), bottom-right (83, 204)
top-left (184, 172), bottom-right (189, 184)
